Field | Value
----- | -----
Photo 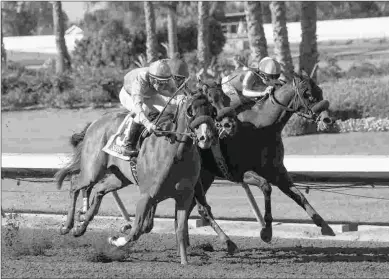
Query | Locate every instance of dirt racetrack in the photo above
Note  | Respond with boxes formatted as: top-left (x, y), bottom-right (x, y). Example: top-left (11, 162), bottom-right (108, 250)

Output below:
top-left (2, 227), bottom-right (389, 278)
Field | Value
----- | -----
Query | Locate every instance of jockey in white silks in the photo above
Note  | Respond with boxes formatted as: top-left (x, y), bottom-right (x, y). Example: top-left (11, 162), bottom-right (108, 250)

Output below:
top-left (117, 59), bottom-right (185, 157)
top-left (222, 56), bottom-right (284, 100)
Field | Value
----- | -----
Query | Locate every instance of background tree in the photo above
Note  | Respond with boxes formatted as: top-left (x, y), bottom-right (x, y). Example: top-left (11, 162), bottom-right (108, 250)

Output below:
top-left (244, 1), bottom-right (268, 66)
top-left (144, 1), bottom-right (158, 63)
top-left (1, 29), bottom-right (6, 66)
top-left (1, 1), bottom-right (68, 36)
top-left (162, 2), bottom-right (178, 58)
top-left (52, 1), bottom-right (71, 74)
top-left (269, 1), bottom-right (294, 80)
top-left (197, 1), bottom-right (210, 77)
top-left (299, 2), bottom-right (318, 81)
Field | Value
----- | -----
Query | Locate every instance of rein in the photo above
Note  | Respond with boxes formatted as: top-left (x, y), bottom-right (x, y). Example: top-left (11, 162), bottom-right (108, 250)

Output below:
top-left (269, 77), bottom-right (318, 121)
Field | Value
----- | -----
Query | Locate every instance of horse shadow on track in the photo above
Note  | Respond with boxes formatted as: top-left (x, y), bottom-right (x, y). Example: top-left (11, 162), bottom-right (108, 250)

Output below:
top-left (225, 246), bottom-right (389, 264)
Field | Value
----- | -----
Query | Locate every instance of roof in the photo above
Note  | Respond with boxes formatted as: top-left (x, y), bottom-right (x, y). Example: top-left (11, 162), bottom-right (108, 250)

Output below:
top-left (65, 25), bottom-right (84, 36)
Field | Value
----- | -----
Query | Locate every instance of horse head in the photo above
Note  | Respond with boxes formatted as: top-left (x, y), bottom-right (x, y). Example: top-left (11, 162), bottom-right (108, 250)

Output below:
top-left (184, 92), bottom-right (218, 149)
top-left (196, 77), bottom-right (239, 139)
top-left (289, 70), bottom-right (333, 131)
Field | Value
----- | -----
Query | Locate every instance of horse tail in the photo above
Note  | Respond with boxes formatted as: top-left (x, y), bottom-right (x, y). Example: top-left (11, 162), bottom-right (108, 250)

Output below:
top-left (55, 123), bottom-right (91, 189)
top-left (55, 143), bottom-right (83, 190)
top-left (70, 122), bottom-right (91, 148)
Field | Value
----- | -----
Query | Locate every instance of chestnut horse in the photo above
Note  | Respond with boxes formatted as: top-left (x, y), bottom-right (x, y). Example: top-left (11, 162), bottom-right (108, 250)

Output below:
top-left (55, 92), bottom-right (218, 265)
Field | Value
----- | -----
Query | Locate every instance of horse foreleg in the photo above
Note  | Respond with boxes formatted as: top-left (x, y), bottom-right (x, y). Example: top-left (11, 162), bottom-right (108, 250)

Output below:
top-left (109, 193), bottom-right (153, 247)
top-left (243, 171), bottom-right (273, 243)
top-left (174, 189), bottom-right (194, 265)
top-left (195, 181), bottom-right (238, 255)
top-left (274, 169), bottom-right (335, 236)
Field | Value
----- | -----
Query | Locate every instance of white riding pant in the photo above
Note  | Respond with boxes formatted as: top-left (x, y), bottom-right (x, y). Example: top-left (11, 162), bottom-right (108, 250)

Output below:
top-left (119, 88), bottom-right (178, 124)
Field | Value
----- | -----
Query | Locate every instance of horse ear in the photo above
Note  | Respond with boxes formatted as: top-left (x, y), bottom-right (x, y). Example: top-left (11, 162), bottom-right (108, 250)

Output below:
top-left (202, 85), bottom-right (208, 95)
top-left (216, 76), bottom-right (222, 85)
top-left (301, 69), bottom-right (309, 78)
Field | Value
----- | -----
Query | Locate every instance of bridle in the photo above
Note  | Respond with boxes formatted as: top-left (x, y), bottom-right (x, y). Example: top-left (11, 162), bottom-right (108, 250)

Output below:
top-left (269, 77), bottom-right (320, 122)
top-left (152, 94), bottom-right (217, 146)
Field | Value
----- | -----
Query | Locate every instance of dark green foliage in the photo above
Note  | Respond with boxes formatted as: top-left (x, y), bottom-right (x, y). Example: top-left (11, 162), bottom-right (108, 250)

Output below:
top-left (1, 63), bottom-right (124, 109)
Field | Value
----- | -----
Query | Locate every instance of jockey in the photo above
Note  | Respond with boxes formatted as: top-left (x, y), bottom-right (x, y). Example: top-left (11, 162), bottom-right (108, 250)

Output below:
top-left (168, 52), bottom-right (189, 88)
top-left (222, 56), bottom-right (283, 99)
top-left (118, 59), bottom-right (184, 157)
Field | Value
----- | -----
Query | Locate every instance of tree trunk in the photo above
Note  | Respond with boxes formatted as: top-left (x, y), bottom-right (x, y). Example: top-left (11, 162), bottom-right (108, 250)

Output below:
top-left (144, 1), bottom-right (158, 63)
top-left (244, 1), bottom-right (268, 65)
top-left (197, 1), bottom-right (210, 76)
top-left (52, 1), bottom-right (71, 74)
top-left (270, 1), bottom-right (294, 80)
top-left (300, 1), bottom-right (318, 81)
top-left (1, 29), bottom-right (6, 66)
top-left (167, 2), bottom-right (178, 58)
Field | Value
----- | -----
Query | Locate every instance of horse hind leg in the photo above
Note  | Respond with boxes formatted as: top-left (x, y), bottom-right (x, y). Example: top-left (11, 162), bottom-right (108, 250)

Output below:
top-left (72, 174), bottom-right (130, 237)
top-left (273, 169), bottom-right (335, 236)
top-left (59, 176), bottom-right (81, 235)
top-left (75, 187), bottom-right (93, 223)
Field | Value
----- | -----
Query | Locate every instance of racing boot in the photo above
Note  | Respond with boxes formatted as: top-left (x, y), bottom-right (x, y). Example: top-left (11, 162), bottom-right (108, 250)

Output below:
top-left (120, 121), bottom-right (143, 157)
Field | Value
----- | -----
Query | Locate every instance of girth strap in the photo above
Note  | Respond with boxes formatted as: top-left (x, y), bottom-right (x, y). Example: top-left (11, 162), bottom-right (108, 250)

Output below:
top-left (211, 139), bottom-right (236, 182)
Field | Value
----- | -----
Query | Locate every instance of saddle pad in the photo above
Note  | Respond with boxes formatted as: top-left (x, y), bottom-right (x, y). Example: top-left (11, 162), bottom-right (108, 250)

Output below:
top-left (102, 114), bottom-right (133, 161)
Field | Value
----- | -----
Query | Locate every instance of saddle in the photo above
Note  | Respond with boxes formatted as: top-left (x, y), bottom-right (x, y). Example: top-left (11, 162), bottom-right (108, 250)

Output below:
top-left (102, 111), bottom-right (175, 161)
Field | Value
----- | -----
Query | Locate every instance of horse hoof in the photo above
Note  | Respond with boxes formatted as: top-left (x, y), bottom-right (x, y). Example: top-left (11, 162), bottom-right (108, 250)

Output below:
top-left (260, 227), bottom-right (273, 243)
top-left (226, 239), bottom-right (239, 255)
top-left (120, 224), bottom-right (132, 233)
top-left (180, 260), bottom-right (189, 265)
top-left (108, 236), bottom-right (119, 246)
top-left (59, 225), bottom-right (70, 235)
top-left (72, 224), bottom-right (86, 237)
top-left (321, 224), bottom-right (336, 236)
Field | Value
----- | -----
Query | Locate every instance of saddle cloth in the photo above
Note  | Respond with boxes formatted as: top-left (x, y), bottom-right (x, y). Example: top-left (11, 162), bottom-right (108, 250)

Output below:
top-left (102, 114), bottom-right (140, 184)
top-left (102, 114), bottom-right (136, 161)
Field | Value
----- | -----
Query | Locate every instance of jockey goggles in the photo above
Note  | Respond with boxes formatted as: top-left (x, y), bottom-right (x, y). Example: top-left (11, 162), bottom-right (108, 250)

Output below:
top-left (149, 74), bottom-right (171, 85)
top-left (173, 75), bottom-right (187, 86)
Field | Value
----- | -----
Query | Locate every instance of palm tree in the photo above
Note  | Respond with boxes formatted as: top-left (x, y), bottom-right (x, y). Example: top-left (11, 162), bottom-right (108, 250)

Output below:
top-left (166, 2), bottom-right (178, 58)
top-left (269, 1), bottom-right (294, 80)
top-left (244, 1), bottom-right (268, 66)
top-left (144, 1), bottom-right (158, 63)
top-left (299, 1), bottom-right (318, 81)
top-left (197, 1), bottom-right (210, 78)
top-left (52, 1), bottom-right (71, 74)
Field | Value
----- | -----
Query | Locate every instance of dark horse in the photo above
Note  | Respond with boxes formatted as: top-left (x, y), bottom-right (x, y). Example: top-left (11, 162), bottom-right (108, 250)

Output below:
top-left (142, 70), bottom-right (335, 254)
top-left (55, 92), bottom-right (218, 265)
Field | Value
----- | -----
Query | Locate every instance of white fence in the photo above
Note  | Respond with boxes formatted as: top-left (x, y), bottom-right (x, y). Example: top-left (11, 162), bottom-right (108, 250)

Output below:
top-left (3, 17), bottom-right (389, 55)
top-left (2, 153), bottom-right (388, 227)
top-left (2, 153), bottom-right (389, 184)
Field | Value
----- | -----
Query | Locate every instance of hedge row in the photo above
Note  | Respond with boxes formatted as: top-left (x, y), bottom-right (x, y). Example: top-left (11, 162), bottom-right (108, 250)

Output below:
top-left (2, 63), bottom-right (389, 136)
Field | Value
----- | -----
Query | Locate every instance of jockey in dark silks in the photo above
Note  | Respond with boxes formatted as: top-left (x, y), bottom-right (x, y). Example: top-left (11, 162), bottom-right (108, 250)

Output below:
top-left (222, 56), bottom-right (285, 100)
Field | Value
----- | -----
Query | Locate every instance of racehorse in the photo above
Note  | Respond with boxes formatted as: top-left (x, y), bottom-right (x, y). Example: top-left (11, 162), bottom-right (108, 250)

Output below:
top-left (142, 70), bottom-right (335, 254)
top-left (54, 92), bottom-right (218, 265)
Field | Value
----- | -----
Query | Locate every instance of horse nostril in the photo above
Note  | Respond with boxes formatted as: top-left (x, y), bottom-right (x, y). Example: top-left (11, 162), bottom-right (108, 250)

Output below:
top-left (223, 123), bottom-right (231, 129)
top-left (199, 135), bottom-right (205, 141)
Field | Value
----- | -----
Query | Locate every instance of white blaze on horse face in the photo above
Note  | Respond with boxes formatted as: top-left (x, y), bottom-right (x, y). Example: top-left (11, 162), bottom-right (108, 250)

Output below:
top-left (196, 123), bottom-right (212, 149)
